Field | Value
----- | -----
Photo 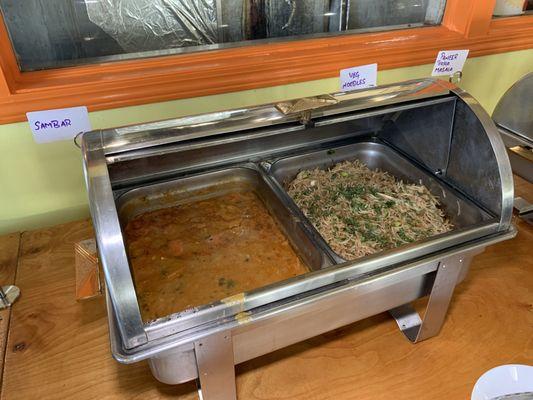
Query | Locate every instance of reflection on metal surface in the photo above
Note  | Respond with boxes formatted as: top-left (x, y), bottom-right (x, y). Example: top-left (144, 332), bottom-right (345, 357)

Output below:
top-left (450, 87), bottom-right (514, 230)
top-left (510, 146), bottom-right (533, 163)
top-left (493, 73), bottom-right (533, 184)
top-left (493, 72), bottom-right (533, 141)
top-left (498, 127), bottom-right (533, 183)
top-left (0, 285), bottom-right (20, 309)
top-left (492, 393), bottom-right (533, 400)
top-left (114, 111), bottom-right (242, 136)
top-left (275, 95), bottom-right (338, 115)
top-left (101, 79), bottom-right (451, 156)
top-left (75, 239), bottom-right (103, 301)
top-left (514, 197), bottom-right (533, 225)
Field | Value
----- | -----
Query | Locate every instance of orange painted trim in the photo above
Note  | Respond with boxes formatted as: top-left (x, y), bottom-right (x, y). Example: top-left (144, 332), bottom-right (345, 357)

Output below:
top-left (0, 6), bottom-right (532, 124)
top-left (0, 13), bottom-right (17, 97)
top-left (0, 74), bottom-right (9, 97)
top-left (490, 13), bottom-right (533, 30)
top-left (443, 0), bottom-right (497, 38)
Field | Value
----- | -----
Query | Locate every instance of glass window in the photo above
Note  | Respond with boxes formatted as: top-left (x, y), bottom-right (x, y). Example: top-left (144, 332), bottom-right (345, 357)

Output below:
top-left (0, 0), bottom-right (447, 72)
top-left (493, 0), bottom-right (531, 16)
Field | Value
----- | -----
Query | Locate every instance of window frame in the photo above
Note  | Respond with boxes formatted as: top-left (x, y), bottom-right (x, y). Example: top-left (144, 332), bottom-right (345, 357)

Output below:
top-left (0, 0), bottom-right (531, 124)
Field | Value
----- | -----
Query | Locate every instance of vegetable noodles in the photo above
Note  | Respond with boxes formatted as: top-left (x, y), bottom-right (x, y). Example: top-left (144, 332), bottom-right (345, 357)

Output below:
top-left (287, 159), bottom-right (453, 260)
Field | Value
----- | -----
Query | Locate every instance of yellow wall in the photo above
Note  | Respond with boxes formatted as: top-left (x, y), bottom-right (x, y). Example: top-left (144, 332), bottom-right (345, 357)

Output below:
top-left (0, 49), bottom-right (532, 234)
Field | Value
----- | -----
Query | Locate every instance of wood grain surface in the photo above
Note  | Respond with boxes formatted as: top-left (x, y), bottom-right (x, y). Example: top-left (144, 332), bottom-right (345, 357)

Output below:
top-left (0, 232), bottom-right (20, 387)
top-left (1, 179), bottom-right (532, 400)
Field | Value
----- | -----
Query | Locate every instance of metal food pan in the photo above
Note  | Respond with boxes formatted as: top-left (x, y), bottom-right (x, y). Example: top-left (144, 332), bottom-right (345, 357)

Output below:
top-left (115, 165), bottom-right (333, 319)
top-left (266, 141), bottom-right (496, 263)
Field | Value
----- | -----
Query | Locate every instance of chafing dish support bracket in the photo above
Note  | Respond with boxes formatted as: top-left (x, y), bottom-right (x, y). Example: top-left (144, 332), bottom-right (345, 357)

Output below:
top-left (195, 332), bottom-right (237, 400)
top-left (390, 254), bottom-right (464, 343)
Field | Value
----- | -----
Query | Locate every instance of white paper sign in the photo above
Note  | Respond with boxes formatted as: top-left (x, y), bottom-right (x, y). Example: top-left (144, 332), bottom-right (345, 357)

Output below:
top-left (432, 50), bottom-right (469, 76)
top-left (340, 63), bottom-right (377, 92)
top-left (27, 106), bottom-right (92, 144)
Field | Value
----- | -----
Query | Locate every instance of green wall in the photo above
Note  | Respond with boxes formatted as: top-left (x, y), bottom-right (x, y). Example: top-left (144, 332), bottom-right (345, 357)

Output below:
top-left (1, 49), bottom-right (532, 234)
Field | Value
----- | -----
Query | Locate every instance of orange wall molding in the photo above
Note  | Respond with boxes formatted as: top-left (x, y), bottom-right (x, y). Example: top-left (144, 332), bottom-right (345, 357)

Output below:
top-left (0, 0), bottom-right (531, 124)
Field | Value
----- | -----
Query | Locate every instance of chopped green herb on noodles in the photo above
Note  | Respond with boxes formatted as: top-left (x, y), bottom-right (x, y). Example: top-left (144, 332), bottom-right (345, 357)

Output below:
top-left (287, 159), bottom-right (452, 260)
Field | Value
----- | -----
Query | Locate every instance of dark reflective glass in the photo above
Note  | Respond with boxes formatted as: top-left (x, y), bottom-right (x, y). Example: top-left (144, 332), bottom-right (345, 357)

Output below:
top-left (0, 0), bottom-right (446, 71)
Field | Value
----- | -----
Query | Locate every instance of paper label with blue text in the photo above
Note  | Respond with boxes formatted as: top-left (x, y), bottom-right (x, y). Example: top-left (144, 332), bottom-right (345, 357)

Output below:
top-left (27, 106), bottom-right (92, 144)
top-left (340, 63), bottom-right (377, 92)
top-left (432, 50), bottom-right (469, 76)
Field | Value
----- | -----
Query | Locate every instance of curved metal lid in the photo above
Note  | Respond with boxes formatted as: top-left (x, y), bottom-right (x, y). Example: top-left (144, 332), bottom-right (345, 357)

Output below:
top-left (96, 78), bottom-right (451, 157)
top-left (493, 73), bottom-right (533, 143)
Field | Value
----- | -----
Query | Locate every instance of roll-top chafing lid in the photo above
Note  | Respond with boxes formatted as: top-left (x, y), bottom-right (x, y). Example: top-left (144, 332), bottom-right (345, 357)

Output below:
top-left (493, 72), bottom-right (533, 145)
top-left (96, 79), bottom-right (451, 156)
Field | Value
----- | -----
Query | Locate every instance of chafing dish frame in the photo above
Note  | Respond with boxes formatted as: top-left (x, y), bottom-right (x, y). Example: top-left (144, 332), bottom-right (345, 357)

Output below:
top-left (493, 72), bottom-right (532, 187)
top-left (82, 78), bottom-right (514, 399)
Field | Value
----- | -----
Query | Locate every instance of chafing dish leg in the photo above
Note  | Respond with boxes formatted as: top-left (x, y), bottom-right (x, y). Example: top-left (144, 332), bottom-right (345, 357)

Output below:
top-left (389, 254), bottom-right (464, 343)
top-left (194, 332), bottom-right (237, 400)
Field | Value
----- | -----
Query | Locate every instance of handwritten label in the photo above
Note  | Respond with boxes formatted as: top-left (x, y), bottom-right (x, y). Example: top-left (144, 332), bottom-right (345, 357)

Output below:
top-left (27, 106), bottom-right (92, 144)
top-left (340, 63), bottom-right (377, 92)
top-left (431, 50), bottom-right (469, 76)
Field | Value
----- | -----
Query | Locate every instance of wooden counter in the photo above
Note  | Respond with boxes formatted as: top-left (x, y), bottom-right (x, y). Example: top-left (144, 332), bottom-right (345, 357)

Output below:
top-left (0, 177), bottom-right (531, 400)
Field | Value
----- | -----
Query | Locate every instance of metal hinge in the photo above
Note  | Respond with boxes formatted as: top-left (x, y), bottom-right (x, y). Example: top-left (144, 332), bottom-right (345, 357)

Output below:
top-left (275, 94), bottom-right (338, 128)
top-left (0, 285), bottom-right (20, 309)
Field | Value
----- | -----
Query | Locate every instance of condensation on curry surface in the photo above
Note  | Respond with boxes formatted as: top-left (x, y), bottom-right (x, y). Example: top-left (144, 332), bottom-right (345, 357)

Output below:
top-left (124, 191), bottom-right (308, 322)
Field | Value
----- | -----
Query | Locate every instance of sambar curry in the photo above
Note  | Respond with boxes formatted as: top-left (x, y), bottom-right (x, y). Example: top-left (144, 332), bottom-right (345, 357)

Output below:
top-left (124, 191), bottom-right (308, 322)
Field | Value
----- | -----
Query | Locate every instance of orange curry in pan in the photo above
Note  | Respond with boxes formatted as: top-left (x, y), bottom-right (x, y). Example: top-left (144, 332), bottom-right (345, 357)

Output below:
top-left (124, 191), bottom-right (308, 322)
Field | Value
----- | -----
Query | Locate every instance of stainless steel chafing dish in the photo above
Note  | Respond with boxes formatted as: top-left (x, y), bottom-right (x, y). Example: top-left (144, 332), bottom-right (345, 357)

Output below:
top-left (493, 73), bottom-right (532, 224)
top-left (493, 72), bottom-right (532, 183)
top-left (82, 78), bottom-right (515, 399)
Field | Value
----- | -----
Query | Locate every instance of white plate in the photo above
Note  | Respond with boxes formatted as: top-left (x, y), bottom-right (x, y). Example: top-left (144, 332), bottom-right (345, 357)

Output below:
top-left (471, 364), bottom-right (533, 400)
